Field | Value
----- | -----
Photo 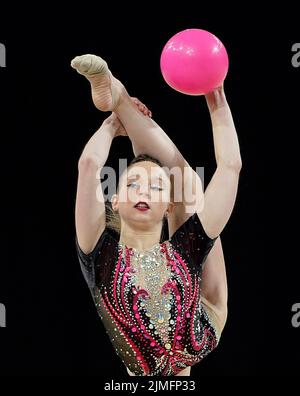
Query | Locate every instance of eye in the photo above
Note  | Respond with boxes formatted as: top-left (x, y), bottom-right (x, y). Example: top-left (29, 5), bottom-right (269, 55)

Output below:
top-left (150, 184), bottom-right (164, 191)
top-left (127, 182), bottom-right (139, 189)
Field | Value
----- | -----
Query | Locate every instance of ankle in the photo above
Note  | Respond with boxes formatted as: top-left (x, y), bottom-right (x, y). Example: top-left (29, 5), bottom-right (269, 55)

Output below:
top-left (113, 80), bottom-right (130, 111)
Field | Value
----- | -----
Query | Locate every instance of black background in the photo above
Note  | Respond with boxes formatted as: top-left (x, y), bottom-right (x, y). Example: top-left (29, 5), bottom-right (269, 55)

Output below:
top-left (0, 4), bottom-right (299, 377)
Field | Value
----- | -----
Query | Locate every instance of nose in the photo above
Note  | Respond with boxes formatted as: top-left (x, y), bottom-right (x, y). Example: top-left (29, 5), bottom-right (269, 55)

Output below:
top-left (137, 184), bottom-right (150, 197)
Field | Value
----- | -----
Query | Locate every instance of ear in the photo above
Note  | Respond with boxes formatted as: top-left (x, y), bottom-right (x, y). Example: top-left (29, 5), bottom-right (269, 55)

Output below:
top-left (165, 201), bottom-right (175, 217)
top-left (111, 194), bottom-right (119, 211)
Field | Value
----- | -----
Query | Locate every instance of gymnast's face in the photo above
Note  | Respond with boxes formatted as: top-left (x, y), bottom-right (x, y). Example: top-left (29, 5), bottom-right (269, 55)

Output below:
top-left (112, 161), bottom-right (173, 230)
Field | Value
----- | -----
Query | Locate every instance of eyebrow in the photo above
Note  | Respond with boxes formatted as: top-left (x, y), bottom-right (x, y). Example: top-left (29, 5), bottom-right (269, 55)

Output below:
top-left (127, 175), bottom-right (165, 184)
top-left (152, 176), bottom-right (165, 184)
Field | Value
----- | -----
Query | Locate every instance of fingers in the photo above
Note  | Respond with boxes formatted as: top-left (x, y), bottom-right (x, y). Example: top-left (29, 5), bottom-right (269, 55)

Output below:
top-left (132, 97), bottom-right (152, 118)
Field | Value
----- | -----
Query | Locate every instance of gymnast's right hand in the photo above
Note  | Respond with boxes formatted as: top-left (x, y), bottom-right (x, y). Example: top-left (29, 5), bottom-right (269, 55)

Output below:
top-left (102, 113), bottom-right (127, 137)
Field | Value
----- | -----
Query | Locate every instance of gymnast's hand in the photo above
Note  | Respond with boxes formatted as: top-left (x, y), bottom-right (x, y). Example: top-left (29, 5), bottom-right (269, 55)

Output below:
top-left (131, 97), bottom-right (152, 118)
top-left (104, 97), bottom-right (152, 137)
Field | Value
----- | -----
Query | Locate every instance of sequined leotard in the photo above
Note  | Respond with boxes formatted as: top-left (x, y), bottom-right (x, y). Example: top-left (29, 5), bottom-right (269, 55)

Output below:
top-left (75, 213), bottom-right (219, 376)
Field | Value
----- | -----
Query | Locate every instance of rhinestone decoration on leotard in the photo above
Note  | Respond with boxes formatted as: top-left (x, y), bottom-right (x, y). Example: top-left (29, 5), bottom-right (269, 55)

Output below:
top-left (92, 239), bottom-right (219, 376)
top-left (128, 244), bottom-right (172, 343)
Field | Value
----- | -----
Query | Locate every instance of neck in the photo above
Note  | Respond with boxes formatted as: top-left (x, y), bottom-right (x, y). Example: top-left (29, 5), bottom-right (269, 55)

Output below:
top-left (119, 222), bottom-right (162, 251)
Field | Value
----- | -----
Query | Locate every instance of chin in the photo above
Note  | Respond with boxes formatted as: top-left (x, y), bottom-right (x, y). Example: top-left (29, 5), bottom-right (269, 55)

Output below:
top-left (128, 214), bottom-right (154, 226)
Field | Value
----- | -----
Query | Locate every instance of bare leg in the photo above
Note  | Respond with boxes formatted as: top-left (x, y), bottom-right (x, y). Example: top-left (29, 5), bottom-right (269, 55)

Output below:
top-left (71, 54), bottom-right (124, 112)
top-left (71, 54), bottom-right (187, 170)
top-left (200, 237), bottom-right (228, 335)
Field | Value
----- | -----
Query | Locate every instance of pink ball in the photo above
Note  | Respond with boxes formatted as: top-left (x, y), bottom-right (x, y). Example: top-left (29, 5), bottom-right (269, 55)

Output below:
top-left (160, 29), bottom-right (229, 95)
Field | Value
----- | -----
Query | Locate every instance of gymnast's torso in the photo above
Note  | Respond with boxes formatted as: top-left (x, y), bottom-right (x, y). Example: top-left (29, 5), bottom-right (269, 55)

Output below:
top-left (75, 213), bottom-right (219, 376)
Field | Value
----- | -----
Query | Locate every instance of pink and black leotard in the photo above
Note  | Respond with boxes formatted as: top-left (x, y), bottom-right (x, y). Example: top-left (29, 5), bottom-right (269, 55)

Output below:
top-left (75, 213), bottom-right (219, 376)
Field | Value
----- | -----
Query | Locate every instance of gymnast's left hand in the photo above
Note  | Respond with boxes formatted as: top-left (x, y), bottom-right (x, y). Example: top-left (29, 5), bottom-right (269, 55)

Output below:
top-left (113, 97), bottom-right (152, 137)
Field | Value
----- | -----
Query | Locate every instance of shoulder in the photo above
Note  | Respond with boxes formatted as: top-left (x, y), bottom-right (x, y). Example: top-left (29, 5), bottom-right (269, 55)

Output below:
top-left (169, 211), bottom-right (217, 246)
top-left (75, 226), bottom-right (119, 263)
top-left (75, 227), bottom-right (120, 288)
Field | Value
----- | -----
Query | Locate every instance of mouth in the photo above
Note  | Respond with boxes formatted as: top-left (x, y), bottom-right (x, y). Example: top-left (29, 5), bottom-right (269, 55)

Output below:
top-left (134, 201), bottom-right (150, 211)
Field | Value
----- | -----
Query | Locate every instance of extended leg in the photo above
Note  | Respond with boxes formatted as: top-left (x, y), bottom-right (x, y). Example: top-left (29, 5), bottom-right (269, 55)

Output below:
top-left (71, 54), bottom-right (188, 171)
top-left (200, 237), bottom-right (228, 336)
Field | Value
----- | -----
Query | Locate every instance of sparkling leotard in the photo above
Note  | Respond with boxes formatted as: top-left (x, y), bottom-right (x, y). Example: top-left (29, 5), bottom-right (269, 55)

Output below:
top-left (75, 213), bottom-right (219, 376)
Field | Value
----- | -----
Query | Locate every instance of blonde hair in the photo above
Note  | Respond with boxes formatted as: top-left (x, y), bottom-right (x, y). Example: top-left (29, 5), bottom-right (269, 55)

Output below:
top-left (105, 154), bottom-right (169, 241)
top-left (105, 201), bottom-right (121, 234)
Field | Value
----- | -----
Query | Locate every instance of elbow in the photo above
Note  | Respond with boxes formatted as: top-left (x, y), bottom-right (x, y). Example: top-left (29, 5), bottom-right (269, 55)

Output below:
top-left (218, 158), bottom-right (242, 172)
top-left (78, 154), bottom-right (100, 170)
top-left (232, 158), bottom-right (242, 172)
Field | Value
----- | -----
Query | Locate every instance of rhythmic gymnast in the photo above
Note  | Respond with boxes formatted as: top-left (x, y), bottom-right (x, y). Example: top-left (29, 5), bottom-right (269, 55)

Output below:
top-left (72, 54), bottom-right (242, 376)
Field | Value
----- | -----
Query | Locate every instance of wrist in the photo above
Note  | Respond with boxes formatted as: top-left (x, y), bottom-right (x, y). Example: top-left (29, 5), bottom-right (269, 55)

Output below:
top-left (205, 86), bottom-right (227, 111)
top-left (100, 122), bottom-right (117, 139)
